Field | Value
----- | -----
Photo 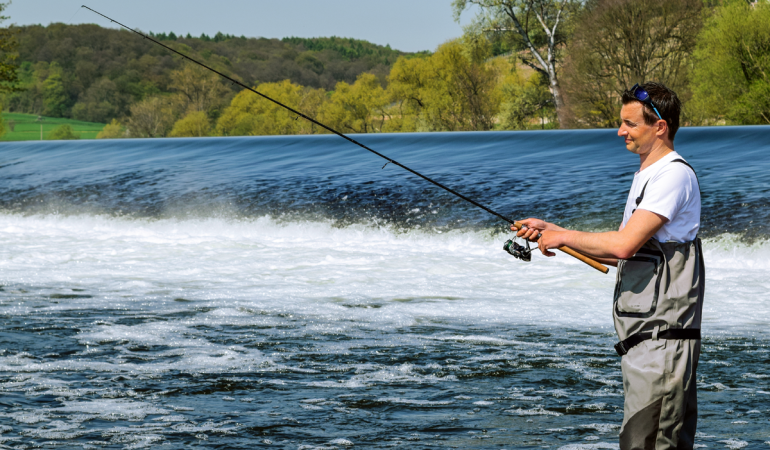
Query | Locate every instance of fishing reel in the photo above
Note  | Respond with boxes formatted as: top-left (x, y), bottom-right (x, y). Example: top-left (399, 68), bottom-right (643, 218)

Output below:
top-left (503, 237), bottom-right (533, 262)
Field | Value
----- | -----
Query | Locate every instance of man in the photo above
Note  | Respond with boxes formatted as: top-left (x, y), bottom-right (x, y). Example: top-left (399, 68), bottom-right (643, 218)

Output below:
top-left (515, 82), bottom-right (704, 450)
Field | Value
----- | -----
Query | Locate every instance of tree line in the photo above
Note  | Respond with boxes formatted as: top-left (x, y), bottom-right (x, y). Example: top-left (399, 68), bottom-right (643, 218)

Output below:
top-left (1, 20), bottom-right (408, 127)
top-left (0, 0), bottom-right (768, 140)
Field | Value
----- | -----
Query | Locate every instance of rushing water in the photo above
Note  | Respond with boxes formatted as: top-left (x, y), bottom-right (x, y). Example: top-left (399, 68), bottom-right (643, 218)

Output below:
top-left (0, 128), bottom-right (769, 449)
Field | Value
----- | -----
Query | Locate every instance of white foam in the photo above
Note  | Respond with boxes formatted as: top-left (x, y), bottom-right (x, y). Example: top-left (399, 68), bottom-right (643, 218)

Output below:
top-left (170, 421), bottom-right (239, 435)
top-left (5, 412), bottom-right (48, 425)
top-left (301, 404), bottom-right (324, 411)
top-left (153, 415), bottom-right (186, 422)
top-left (102, 426), bottom-right (166, 449)
top-left (435, 335), bottom-right (546, 347)
top-left (558, 444), bottom-right (619, 450)
top-left (701, 235), bottom-right (770, 330)
top-left (0, 211), bottom-right (768, 403)
top-left (1, 214), bottom-right (767, 333)
top-left (53, 399), bottom-right (171, 421)
top-left (504, 406), bottom-right (562, 416)
top-left (718, 439), bottom-right (749, 449)
top-left (580, 423), bottom-right (619, 434)
top-left (741, 373), bottom-right (769, 379)
top-left (19, 420), bottom-right (89, 440)
top-left (376, 397), bottom-right (453, 406)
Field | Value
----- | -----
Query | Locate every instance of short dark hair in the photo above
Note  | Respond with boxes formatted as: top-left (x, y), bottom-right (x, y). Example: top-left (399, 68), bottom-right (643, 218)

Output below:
top-left (622, 82), bottom-right (681, 141)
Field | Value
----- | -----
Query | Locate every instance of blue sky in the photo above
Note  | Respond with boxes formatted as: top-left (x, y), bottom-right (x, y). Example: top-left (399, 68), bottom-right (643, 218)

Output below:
top-left (5, 0), bottom-right (480, 53)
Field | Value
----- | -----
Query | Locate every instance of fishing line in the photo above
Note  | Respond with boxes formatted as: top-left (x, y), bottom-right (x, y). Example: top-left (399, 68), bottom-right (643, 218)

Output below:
top-left (81, 5), bottom-right (516, 225)
top-left (67, 5), bottom-right (83, 23)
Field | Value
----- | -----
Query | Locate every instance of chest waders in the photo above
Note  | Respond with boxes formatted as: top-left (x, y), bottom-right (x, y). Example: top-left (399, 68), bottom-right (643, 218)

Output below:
top-left (613, 159), bottom-right (704, 450)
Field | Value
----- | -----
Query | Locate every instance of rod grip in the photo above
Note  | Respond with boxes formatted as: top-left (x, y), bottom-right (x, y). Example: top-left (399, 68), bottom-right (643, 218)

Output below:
top-left (555, 246), bottom-right (610, 274)
top-left (512, 222), bottom-right (610, 274)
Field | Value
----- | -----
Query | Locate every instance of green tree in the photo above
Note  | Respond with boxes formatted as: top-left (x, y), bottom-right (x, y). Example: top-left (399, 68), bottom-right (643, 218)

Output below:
top-left (0, 99), bottom-right (6, 138)
top-left (561, 0), bottom-right (702, 128)
top-left (387, 39), bottom-right (499, 132)
top-left (498, 70), bottom-right (555, 129)
top-left (216, 80), bottom-right (326, 136)
top-left (0, 1), bottom-right (19, 94)
top-left (96, 119), bottom-right (125, 139)
top-left (72, 78), bottom-right (120, 123)
top-left (47, 124), bottom-right (80, 140)
top-left (453, 0), bottom-right (577, 128)
top-left (42, 62), bottom-right (68, 117)
top-left (169, 111), bottom-right (212, 137)
top-left (690, 0), bottom-right (770, 125)
top-left (317, 73), bottom-right (389, 133)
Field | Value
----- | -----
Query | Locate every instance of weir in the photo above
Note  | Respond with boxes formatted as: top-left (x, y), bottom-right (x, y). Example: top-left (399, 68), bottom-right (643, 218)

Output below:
top-left (1, 127), bottom-right (769, 446)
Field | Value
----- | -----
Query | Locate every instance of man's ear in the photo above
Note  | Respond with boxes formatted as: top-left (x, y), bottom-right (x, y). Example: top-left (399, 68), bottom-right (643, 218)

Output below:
top-left (655, 119), bottom-right (668, 137)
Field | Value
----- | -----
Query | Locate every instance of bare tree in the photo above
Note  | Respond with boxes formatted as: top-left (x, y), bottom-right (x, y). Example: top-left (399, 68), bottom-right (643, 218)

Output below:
top-left (453, 0), bottom-right (574, 128)
top-left (127, 96), bottom-right (175, 138)
top-left (561, 0), bottom-right (702, 127)
top-left (169, 64), bottom-right (230, 115)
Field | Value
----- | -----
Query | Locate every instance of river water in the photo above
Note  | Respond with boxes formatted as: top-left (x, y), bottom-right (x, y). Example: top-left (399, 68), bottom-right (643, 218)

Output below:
top-left (0, 127), bottom-right (768, 449)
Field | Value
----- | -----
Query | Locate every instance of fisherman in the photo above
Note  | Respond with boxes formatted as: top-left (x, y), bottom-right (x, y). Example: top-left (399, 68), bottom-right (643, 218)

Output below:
top-left (515, 82), bottom-right (704, 449)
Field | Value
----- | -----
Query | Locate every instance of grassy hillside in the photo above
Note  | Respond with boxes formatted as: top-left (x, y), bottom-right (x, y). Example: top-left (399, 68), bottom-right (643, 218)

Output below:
top-left (2, 112), bottom-right (105, 141)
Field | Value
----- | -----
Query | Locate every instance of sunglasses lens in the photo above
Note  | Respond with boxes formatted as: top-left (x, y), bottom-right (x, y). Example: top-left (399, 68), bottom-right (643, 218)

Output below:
top-left (635, 90), bottom-right (649, 101)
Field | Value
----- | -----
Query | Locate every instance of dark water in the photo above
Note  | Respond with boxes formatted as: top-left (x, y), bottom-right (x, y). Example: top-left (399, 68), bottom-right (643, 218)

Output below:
top-left (0, 128), bottom-right (769, 449)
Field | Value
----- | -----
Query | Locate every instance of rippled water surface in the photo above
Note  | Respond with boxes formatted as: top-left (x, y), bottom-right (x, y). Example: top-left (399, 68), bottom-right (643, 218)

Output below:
top-left (1, 128), bottom-right (769, 449)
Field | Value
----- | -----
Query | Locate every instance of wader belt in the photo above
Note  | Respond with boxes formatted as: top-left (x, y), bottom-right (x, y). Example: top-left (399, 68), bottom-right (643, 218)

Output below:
top-left (614, 328), bottom-right (701, 357)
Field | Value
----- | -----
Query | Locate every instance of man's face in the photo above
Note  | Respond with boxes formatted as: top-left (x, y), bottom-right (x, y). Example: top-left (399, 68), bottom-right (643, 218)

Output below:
top-left (617, 102), bottom-right (659, 155)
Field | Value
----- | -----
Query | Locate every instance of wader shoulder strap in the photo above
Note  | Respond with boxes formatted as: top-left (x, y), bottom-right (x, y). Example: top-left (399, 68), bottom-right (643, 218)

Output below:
top-left (671, 158), bottom-right (701, 193)
top-left (632, 159), bottom-right (700, 214)
top-left (615, 328), bottom-right (701, 356)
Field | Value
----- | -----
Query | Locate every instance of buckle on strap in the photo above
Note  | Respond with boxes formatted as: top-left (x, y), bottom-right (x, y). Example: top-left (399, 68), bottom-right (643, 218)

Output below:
top-left (614, 328), bottom-right (701, 357)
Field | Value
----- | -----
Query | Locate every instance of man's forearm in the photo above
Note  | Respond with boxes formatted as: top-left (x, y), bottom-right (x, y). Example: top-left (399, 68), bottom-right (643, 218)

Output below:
top-left (541, 223), bottom-right (617, 263)
top-left (538, 210), bottom-right (667, 260)
top-left (560, 230), bottom-right (632, 259)
top-left (545, 222), bottom-right (568, 232)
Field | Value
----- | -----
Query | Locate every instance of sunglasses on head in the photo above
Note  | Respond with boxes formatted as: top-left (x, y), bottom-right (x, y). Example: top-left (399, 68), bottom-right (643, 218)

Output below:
top-left (629, 84), bottom-right (663, 121)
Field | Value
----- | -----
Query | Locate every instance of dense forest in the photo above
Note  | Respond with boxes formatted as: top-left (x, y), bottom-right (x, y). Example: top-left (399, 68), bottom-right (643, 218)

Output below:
top-left (4, 23), bottom-right (413, 124)
top-left (0, 0), bottom-right (768, 139)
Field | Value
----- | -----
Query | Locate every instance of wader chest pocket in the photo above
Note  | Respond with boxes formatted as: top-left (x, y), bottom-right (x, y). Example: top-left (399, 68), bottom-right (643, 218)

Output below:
top-left (614, 251), bottom-right (663, 317)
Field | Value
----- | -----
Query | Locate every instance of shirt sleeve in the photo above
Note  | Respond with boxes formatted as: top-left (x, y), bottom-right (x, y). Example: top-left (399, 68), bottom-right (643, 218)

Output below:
top-left (636, 164), bottom-right (694, 222)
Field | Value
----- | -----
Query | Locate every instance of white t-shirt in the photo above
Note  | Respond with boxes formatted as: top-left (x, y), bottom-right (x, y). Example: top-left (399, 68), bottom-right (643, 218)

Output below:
top-left (621, 151), bottom-right (701, 243)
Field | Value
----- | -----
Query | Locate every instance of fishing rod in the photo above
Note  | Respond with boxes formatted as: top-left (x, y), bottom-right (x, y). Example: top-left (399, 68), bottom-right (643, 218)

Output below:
top-left (81, 5), bottom-right (608, 274)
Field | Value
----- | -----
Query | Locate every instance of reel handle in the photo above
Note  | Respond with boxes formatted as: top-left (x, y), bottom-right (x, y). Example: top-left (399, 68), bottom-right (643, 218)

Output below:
top-left (512, 222), bottom-right (610, 274)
